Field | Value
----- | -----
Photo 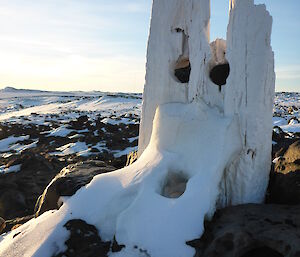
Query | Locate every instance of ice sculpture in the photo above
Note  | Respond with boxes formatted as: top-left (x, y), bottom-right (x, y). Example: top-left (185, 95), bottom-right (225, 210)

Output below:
top-left (139, 0), bottom-right (275, 206)
top-left (0, 1), bottom-right (275, 257)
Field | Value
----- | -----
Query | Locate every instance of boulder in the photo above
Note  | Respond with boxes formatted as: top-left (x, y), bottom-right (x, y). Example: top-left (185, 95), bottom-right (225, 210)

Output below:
top-left (274, 140), bottom-right (300, 174)
top-left (188, 204), bottom-right (300, 257)
top-left (52, 219), bottom-right (111, 257)
top-left (283, 140), bottom-right (300, 164)
top-left (0, 189), bottom-right (27, 219)
top-left (267, 170), bottom-right (300, 205)
top-left (35, 160), bottom-right (116, 217)
top-left (272, 129), bottom-right (298, 158)
top-left (2, 215), bottom-right (34, 234)
top-left (268, 140), bottom-right (300, 205)
top-left (68, 115), bottom-right (90, 130)
top-left (0, 152), bottom-right (65, 219)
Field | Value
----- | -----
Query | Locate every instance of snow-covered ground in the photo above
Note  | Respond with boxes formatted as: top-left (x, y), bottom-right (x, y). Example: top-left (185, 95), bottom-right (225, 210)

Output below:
top-left (0, 87), bottom-right (299, 257)
top-left (273, 92), bottom-right (300, 134)
top-left (0, 87), bottom-right (141, 160)
top-left (0, 87), bottom-right (299, 166)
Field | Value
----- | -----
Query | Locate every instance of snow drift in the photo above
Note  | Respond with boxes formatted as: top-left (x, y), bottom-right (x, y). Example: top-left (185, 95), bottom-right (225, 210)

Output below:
top-left (0, 101), bottom-right (242, 257)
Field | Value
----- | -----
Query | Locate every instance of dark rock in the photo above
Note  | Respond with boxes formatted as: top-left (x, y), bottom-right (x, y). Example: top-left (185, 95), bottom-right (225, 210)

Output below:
top-left (52, 219), bottom-right (111, 257)
top-left (68, 115), bottom-right (90, 130)
top-left (109, 155), bottom-right (127, 169)
top-left (175, 65), bottom-right (191, 83)
top-left (283, 140), bottom-right (300, 164)
top-left (2, 215), bottom-right (34, 234)
top-left (0, 152), bottom-right (65, 219)
top-left (35, 160), bottom-right (116, 216)
top-left (174, 58), bottom-right (191, 83)
top-left (268, 140), bottom-right (300, 205)
top-left (0, 217), bottom-right (5, 234)
top-left (272, 128), bottom-right (298, 158)
top-left (0, 189), bottom-right (27, 219)
top-left (267, 169), bottom-right (300, 205)
top-left (111, 236), bottom-right (125, 252)
top-left (189, 204), bottom-right (300, 257)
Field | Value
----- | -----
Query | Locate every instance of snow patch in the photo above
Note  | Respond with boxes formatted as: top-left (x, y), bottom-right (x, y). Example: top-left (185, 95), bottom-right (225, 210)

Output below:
top-left (0, 164), bottom-right (21, 174)
top-left (0, 135), bottom-right (30, 152)
top-left (50, 142), bottom-right (90, 156)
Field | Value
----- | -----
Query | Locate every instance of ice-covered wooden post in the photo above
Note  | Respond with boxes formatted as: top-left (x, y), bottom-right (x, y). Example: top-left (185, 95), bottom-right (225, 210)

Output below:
top-left (0, 1), bottom-right (275, 257)
top-left (139, 0), bottom-right (275, 206)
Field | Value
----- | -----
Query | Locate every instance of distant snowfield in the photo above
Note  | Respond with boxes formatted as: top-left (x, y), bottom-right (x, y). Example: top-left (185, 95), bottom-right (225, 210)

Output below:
top-left (0, 88), bottom-right (299, 160)
top-left (0, 91), bottom-right (141, 122)
top-left (0, 87), bottom-right (299, 131)
top-left (0, 87), bottom-right (142, 159)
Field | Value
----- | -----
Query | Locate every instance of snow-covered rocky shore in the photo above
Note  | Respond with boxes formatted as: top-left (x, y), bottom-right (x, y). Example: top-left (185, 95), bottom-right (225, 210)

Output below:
top-left (0, 87), bottom-right (141, 220)
top-left (0, 87), bottom-right (299, 257)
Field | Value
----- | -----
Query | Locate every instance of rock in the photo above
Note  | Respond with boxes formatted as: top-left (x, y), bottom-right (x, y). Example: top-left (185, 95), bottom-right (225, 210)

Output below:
top-left (2, 215), bottom-right (34, 234)
top-left (0, 189), bottom-right (27, 219)
top-left (267, 169), bottom-right (300, 205)
top-left (188, 204), bottom-right (300, 257)
top-left (267, 140), bottom-right (300, 205)
top-left (35, 160), bottom-right (116, 217)
top-left (283, 140), bottom-right (300, 164)
top-left (68, 115), bottom-right (90, 130)
top-left (52, 219), bottom-right (111, 257)
top-left (0, 152), bottom-right (65, 219)
top-left (174, 57), bottom-right (191, 83)
top-left (272, 129), bottom-right (298, 158)
top-left (0, 217), bottom-right (5, 234)
top-left (273, 140), bottom-right (299, 175)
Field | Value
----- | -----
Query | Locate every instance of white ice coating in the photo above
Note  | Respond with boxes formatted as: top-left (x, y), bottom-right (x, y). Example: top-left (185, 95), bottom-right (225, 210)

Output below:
top-left (139, 0), bottom-right (275, 206)
top-left (208, 38), bottom-right (227, 71)
top-left (0, 1), bottom-right (275, 257)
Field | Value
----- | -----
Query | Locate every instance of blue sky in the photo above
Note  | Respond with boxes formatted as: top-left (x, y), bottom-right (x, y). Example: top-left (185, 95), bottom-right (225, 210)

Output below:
top-left (0, 0), bottom-right (299, 92)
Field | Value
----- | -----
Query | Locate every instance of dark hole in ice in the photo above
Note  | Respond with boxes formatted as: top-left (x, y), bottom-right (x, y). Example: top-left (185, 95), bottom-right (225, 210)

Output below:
top-left (175, 27), bottom-right (183, 33)
top-left (240, 246), bottom-right (283, 257)
top-left (161, 171), bottom-right (188, 198)
top-left (174, 59), bottom-right (191, 83)
top-left (209, 62), bottom-right (230, 91)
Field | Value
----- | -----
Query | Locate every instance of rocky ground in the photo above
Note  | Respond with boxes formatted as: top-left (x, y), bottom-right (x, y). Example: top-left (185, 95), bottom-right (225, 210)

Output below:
top-left (0, 88), bottom-right (140, 222)
top-left (0, 89), bottom-right (299, 256)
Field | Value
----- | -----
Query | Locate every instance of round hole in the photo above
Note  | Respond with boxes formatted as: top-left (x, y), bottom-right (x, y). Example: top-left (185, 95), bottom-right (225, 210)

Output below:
top-left (209, 62), bottom-right (230, 87)
top-left (208, 39), bottom-right (229, 90)
top-left (161, 171), bottom-right (188, 199)
top-left (174, 58), bottom-right (191, 83)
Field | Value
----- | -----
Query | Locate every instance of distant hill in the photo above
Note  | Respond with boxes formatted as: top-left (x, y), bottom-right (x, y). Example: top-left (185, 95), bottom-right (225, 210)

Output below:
top-left (0, 86), bottom-right (142, 100)
top-left (1, 86), bottom-right (48, 94)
